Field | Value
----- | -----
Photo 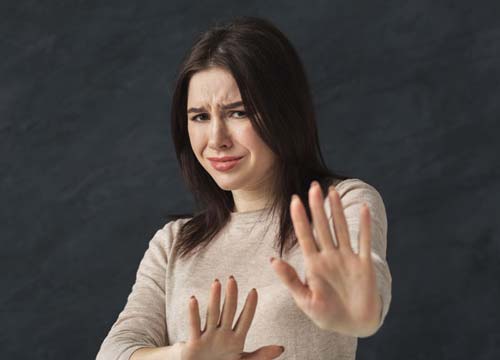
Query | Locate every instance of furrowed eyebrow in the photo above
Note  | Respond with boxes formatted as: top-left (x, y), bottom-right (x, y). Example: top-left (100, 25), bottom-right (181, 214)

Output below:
top-left (187, 101), bottom-right (244, 113)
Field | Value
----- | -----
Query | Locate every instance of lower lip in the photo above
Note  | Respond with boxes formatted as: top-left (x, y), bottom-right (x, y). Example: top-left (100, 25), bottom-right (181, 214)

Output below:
top-left (209, 157), bottom-right (243, 172)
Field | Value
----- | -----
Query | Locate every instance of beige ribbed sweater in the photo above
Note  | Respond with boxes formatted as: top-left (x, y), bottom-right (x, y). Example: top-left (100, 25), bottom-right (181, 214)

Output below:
top-left (96, 178), bottom-right (392, 360)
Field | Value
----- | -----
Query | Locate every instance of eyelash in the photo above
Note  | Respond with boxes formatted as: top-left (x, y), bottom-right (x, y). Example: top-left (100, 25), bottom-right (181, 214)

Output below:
top-left (190, 111), bottom-right (247, 122)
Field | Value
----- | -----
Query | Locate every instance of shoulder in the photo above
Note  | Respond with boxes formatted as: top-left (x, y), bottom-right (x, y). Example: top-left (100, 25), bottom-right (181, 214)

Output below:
top-left (332, 177), bottom-right (385, 201)
top-left (152, 217), bottom-right (192, 255)
top-left (324, 177), bottom-right (387, 227)
top-left (160, 216), bottom-right (192, 235)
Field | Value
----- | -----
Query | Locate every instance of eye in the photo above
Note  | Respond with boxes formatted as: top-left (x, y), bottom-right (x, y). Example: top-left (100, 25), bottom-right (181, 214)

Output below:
top-left (232, 110), bottom-right (247, 118)
top-left (189, 111), bottom-right (247, 122)
top-left (190, 113), bottom-right (208, 122)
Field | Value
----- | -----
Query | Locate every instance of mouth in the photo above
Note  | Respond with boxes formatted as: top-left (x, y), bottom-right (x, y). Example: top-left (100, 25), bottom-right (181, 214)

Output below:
top-left (207, 156), bottom-right (244, 162)
top-left (208, 156), bottom-right (244, 172)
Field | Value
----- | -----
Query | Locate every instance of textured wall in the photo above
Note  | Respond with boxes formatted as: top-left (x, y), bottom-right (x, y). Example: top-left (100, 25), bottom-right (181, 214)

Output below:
top-left (1, 1), bottom-right (499, 359)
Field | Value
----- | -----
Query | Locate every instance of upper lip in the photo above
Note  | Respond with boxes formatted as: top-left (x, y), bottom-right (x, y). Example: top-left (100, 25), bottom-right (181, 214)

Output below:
top-left (207, 156), bottom-right (243, 162)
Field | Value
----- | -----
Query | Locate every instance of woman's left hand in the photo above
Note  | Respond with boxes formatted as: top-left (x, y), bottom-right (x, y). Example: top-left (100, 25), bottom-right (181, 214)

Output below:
top-left (270, 181), bottom-right (382, 337)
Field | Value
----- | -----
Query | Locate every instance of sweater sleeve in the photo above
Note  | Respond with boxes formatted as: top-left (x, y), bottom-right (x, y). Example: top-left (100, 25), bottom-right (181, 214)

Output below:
top-left (95, 222), bottom-right (172, 360)
top-left (323, 178), bottom-right (392, 333)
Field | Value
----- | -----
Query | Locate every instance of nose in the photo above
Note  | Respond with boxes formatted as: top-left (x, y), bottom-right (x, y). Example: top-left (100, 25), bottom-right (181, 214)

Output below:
top-left (207, 113), bottom-right (233, 150)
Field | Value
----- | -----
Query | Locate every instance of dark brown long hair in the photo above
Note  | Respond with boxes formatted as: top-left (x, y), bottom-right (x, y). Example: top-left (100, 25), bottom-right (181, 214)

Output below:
top-left (168, 16), bottom-right (352, 259)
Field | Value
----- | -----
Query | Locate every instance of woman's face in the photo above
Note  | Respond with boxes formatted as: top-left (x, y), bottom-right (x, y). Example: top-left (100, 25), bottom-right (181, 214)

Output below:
top-left (187, 67), bottom-right (277, 192)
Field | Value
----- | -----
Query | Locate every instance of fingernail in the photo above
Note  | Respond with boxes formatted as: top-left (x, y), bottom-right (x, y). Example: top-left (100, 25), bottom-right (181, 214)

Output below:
top-left (280, 346), bottom-right (285, 353)
top-left (214, 278), bottom-right (219, 283)
top-left (269, 257), bottom-right (275, 263)
top-left (229, 275), bottom-right (234, 280)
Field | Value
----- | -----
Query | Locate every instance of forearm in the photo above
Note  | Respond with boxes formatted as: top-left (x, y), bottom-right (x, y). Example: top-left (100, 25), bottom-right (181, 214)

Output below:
top-left (130, 342), bottom-right (183, 360)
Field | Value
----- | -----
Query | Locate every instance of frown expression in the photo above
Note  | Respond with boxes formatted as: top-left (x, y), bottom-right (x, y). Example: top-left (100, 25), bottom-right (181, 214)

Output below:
top-left (187, 67), bottom-right (277, 191)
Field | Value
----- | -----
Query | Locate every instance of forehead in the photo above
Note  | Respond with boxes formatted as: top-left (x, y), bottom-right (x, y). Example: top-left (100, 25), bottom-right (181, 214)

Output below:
top-left (187, 67), bottom-right (242, 106)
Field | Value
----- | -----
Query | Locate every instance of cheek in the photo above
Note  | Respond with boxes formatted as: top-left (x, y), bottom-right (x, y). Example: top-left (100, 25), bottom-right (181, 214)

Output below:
top-left (237, 123), bottom-right (263, 148)
top-left (187, 127), bottom-right (203, 151)
top-left (239, 127), bottom-right (275, 164)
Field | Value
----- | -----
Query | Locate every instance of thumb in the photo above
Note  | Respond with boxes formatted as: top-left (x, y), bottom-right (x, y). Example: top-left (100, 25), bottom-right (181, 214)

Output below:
top-left (240, 345), bottom-right (285, 359)
top-left (270, 257), bottom-right (309, 302)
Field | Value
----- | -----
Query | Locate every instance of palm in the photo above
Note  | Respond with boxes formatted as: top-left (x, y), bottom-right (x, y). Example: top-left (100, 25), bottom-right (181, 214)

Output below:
top-left (270, 181), bottom-right (381, 337)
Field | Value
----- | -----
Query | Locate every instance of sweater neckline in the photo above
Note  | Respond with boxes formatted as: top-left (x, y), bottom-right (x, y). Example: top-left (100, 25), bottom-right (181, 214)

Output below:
top-left (229, 207), bottom-right (273, 224)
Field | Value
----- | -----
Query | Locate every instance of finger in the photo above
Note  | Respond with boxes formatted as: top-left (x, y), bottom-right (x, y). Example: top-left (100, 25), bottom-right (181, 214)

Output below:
top-left (290, 194), bottom-right (320, 255)
top-left (188, 295), bottom-right (201, 340)
top-left (219, 275), bottom-right (238, 330)
top-left (233, 288), bottom-right (258, 338)
top-left (359, 203), bottom-right (372, 260)
top-left (309, 181), bottom-right (335, 252)
top-left (205, 278), bottom-right (221, 331)
top-left (328, 186), bottom-right (353, 253)
top-left (270, 257), bottom-right (310, 302)
top-left (240, 345), bottom-right (285, 359)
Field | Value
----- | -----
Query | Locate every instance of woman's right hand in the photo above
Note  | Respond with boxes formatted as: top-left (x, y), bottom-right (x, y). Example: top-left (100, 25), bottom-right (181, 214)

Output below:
top-left (179, 276), bottom-right (285, 360)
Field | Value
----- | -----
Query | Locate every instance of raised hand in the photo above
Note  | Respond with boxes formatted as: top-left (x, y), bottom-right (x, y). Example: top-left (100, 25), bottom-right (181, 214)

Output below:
top-left (179, 276), bottom-right (285, 360)
top-left (269, 180), bottom-right (382, 338)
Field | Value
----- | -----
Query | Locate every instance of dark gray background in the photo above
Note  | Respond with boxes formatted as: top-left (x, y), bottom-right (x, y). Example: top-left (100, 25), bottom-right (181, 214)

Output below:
top-left (2, 1), bottom-right (499, 359)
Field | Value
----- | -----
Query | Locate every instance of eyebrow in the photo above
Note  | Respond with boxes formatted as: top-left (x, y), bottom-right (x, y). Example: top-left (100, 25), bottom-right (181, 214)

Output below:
top-left (187, 101), bottom-right (244, 113)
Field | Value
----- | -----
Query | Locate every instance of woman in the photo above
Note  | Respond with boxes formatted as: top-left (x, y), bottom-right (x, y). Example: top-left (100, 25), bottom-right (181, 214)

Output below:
top-left (96, 16), bottom-right (392, 360)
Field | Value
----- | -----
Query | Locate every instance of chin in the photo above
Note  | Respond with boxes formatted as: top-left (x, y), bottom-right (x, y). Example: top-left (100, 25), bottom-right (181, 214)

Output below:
top-left (211, 175), bottom-right (244, 191)
top-left (214, 180), bottom-right (238, 191)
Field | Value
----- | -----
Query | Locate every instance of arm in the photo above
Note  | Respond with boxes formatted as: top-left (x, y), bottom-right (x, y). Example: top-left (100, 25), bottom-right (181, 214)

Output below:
top-left (129, 343), bottom-right (183, 360)
top-left (327, 178), bottom-right (392, 334)
top-left (96, 224), bottom-right (174, 360)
